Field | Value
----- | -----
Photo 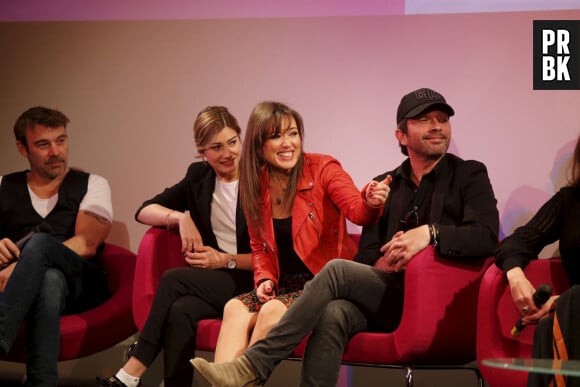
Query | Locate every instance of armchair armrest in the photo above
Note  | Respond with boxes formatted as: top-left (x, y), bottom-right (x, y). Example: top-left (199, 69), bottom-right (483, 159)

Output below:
top-left (133, 227), bottom-right (186, 330)
top-left (58, 243), bottom-right (138, 360)
top-left (393, 246), bottom-right (492, 364)
top-left (477, 257), bottom-right (568, 387)
top-left (1, 243), bottom-right (138, 362)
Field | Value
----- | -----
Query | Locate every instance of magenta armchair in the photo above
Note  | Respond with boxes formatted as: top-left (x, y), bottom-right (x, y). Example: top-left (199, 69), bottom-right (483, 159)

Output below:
top-left (477, 258), bottom-right (569, 387)
top-left (339, 246), bottom-right (492, 366)
top-left (133, 227), bottom-right (187, 330)
top-left (1, 243), bottom-right (137, 362)
top-left (133, 228), bottom-right (492, 386)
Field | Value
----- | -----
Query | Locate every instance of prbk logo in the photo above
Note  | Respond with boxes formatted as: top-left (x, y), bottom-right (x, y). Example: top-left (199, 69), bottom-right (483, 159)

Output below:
top-left (533, 20), bottom-right (580, 90)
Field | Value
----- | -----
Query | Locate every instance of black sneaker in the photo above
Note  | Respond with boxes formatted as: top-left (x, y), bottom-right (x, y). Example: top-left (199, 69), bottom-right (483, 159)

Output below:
top-left (95, 375), bottom-right (142, 387)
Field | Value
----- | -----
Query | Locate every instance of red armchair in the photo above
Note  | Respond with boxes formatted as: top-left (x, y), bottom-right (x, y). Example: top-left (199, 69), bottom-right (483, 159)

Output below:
top-left (330, 246), bottom-right (491, 387)
top-left (134, 227), bottom-right (491, 386)
top-left (0, 243), bottom-right (137, 362)
top-left (133, 227), bottom-right (187, 330)
top-left (339, 247), bottom-right (491, 365)
top-left (476, 258), bottom-right (569, 387)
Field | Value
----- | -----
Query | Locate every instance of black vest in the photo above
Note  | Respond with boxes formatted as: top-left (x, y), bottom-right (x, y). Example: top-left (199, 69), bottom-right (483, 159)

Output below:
top-left (0, 169), bottom-right (89, 242)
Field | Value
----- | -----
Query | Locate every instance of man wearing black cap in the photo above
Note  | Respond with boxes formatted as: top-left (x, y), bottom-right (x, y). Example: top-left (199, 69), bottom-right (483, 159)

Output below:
top-left (190, 88), bottom-right (500, 387)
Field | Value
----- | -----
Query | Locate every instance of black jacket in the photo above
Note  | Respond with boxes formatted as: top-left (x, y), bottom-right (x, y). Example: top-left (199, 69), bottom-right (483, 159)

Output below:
top-left (135, 162), bottom-right (251, 254)
top-left (356, 153), bottom-right (499, 265)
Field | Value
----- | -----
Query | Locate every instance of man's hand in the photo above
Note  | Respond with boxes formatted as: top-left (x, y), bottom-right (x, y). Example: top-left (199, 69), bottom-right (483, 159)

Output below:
top-left (0, 262), bottom-right (16, 291)
top-left (376, 225), bottom-right (431, 272)
top-left (0, 238), bottom-right (19, 267)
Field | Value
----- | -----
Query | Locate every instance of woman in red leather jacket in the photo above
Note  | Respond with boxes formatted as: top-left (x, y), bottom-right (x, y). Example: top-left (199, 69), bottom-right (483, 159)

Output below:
top-left (212, 101), bottom-right (391, 362)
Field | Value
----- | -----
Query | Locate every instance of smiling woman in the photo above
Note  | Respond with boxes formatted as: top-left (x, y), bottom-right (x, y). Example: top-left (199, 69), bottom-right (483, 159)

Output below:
top-left (209, 100), bottom-right (390, 366)
top-left (96, 106), bottom-right (255, 387)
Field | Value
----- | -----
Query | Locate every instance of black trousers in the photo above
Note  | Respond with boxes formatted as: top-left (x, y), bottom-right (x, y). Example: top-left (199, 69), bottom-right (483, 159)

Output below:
top-left (133, 266), bottom-right (252, 387)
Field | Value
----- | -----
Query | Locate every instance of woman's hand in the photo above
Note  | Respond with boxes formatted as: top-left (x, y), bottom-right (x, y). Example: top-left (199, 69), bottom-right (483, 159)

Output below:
top-left (256, 279), bottom-right (276, 303)
top-left (365, 176), bottom-right (392, 207)
top-left (507, 267), bottom-right (538, 316)
top-left (178, 211), bottom-right (204, 253)
top-left (520, 295), bottom-right (559, 326)
top-left (184, 245), bottom-right (226, 269)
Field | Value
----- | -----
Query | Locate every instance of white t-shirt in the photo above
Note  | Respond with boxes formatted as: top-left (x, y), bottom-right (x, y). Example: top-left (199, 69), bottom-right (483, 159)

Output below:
top-left (211, 178), bottom-right (239, 254)
top-left (0, 173), bottom-right (113, 222)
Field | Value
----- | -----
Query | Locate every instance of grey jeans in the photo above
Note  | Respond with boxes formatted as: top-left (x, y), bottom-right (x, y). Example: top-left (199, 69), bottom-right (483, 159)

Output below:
top-left (245, 259), bottom-right (404, 387)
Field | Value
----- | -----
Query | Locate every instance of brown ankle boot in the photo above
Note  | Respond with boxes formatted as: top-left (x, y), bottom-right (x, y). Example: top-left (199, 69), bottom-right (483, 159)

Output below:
top-left (190, 355), bottom-right (262, 387)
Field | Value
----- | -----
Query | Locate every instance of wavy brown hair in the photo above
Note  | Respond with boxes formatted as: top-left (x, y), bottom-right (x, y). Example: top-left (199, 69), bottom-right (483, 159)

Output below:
top-left (240, 101), bottom-right (305, 232)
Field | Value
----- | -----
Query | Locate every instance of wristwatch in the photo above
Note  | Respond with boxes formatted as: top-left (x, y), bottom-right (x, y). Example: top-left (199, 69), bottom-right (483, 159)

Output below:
top-left (227, 254), bottom-right (237, 270)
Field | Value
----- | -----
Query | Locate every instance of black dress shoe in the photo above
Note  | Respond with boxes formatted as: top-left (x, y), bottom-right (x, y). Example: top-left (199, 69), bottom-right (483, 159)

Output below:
top-left (95, 375), bottom-right (142, 387)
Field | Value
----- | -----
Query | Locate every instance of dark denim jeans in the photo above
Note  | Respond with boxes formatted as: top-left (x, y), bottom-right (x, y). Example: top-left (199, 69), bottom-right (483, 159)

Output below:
top-left (0, 233), bottom-right (108, 387)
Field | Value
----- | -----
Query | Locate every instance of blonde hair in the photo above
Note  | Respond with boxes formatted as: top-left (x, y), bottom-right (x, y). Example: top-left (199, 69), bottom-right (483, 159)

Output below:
top-left (193, 106), bottom-right (241, 157)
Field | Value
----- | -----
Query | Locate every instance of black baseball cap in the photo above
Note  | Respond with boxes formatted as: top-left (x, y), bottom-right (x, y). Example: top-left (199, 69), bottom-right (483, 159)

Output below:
top-left (396, 88), bottom-right (455, 124)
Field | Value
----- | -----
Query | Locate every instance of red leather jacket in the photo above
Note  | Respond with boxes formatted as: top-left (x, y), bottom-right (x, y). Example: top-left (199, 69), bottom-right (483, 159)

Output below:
top-left (249, 153), bottom-right (383, 289)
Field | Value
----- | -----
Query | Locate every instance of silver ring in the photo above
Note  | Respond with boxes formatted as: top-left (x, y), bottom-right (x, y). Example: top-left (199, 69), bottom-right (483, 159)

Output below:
top-left (522, 305), bottom-right (529, 313)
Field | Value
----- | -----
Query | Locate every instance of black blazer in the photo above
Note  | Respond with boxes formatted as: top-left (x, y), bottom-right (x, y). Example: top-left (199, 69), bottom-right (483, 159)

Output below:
top-left (135, 162), bottom-right (251, 254)
top-left (356, 153), bottom-right (499, 265)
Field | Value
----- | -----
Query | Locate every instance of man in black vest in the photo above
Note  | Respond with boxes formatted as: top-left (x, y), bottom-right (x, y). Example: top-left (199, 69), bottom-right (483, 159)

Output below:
top-left (0, 107), bottom-right (113, 387)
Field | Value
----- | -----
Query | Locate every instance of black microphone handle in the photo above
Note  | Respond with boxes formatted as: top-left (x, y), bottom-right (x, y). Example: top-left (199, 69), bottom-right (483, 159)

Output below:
top-left (15, 230), bottom-right (35, 250)
top-left (14, 222), bottom-right (53, 251)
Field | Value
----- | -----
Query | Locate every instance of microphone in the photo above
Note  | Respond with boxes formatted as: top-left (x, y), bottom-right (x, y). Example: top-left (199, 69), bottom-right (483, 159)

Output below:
top-left (0, 223), bottom-right (52, 270)
top-left (15, 222), bottom-right (53, 251)
top-left (510, 283), bottom-right (553, 337)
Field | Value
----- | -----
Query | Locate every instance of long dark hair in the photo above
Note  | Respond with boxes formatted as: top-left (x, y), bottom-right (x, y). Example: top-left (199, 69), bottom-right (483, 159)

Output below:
top-left (239, 101), bottom-right (305, 232)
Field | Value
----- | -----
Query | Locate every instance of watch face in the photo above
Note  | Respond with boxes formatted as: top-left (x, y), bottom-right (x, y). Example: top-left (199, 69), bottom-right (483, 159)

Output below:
top-left (227, 259), bottom-right (237, 269)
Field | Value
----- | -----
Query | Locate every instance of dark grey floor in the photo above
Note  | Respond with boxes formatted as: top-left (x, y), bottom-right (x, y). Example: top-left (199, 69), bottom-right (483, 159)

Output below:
top-left (0, 340), bottom-right (489, 387)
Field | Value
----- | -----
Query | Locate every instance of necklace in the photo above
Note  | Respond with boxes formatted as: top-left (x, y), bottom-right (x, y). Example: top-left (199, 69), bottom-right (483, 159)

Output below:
top-left (272, 173), bottom-right (287, 205)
